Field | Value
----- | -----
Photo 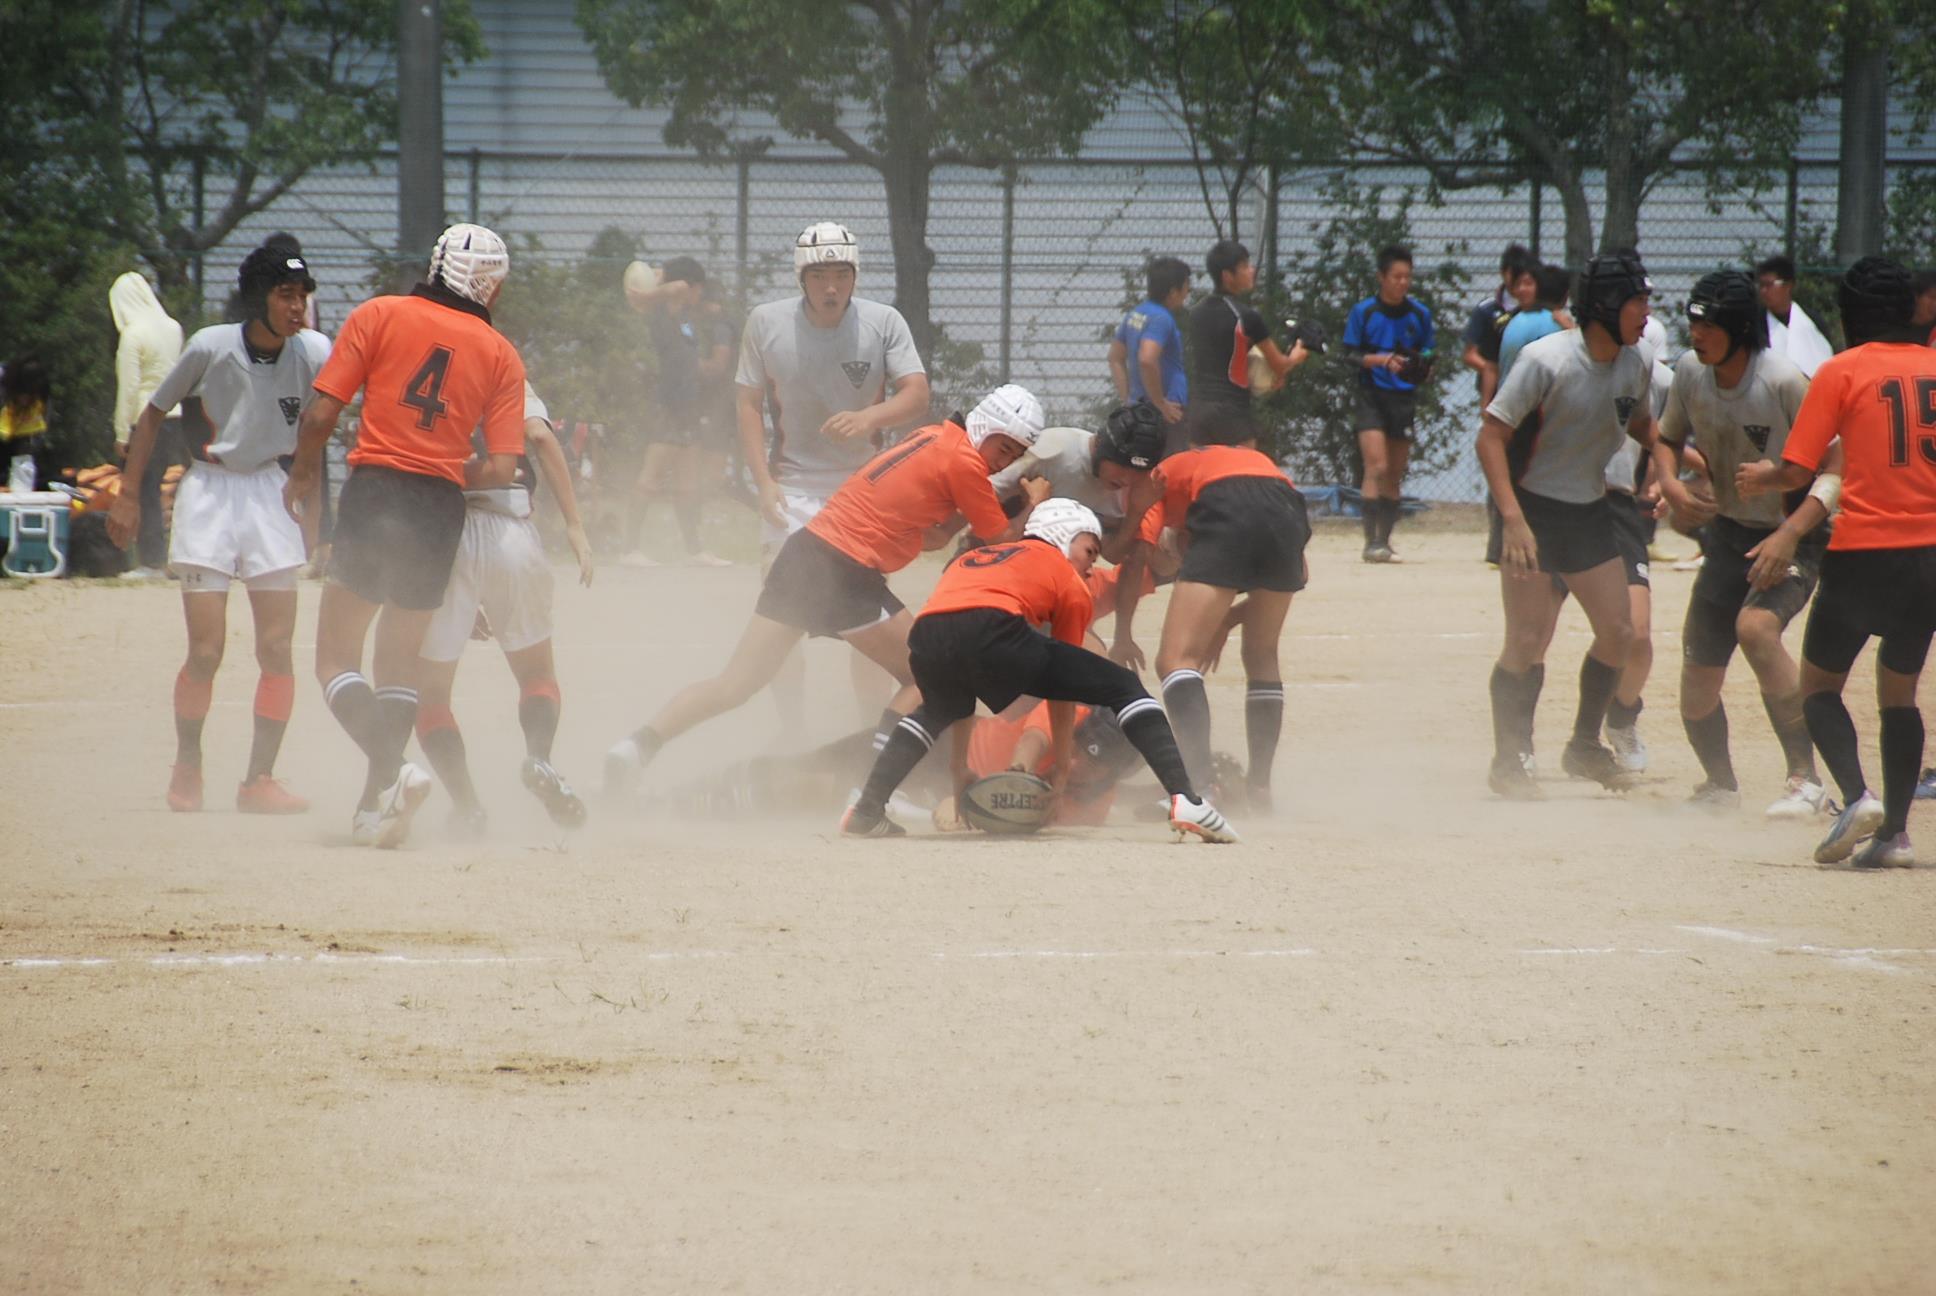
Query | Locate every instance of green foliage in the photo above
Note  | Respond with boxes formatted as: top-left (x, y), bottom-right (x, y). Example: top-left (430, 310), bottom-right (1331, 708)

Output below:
top-left (1886, 169), bottom-right (1936, 268)
top-left (1265, 178), bottom-right (1471, 485)
top-left (492, 229), bottom-right (661, 430)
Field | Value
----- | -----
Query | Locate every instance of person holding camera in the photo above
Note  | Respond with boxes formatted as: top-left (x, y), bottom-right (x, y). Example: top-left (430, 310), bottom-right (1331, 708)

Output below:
top-left (1183, 241), bottom-right (1309, 458)
top-left (1342, 244), bottom-right (1436, 563)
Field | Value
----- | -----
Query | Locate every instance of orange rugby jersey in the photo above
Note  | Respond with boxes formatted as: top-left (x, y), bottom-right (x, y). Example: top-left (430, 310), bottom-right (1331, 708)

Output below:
top-left (314, 288), bottom-right (527, 487)
top-left (922, 538), bottom-right (1095, 645)
top-left (806, 420), bottom-right (1010, 572)
top-left (964, 703), bottom-right (1112, 826)
top-left (1151, 444), bottom-right (1289, 521)
top-left (1783, 342), bottom-right (1936, 550)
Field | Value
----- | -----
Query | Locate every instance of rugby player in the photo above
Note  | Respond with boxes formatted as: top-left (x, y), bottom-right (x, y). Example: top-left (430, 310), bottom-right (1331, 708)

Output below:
top-left (110, 242), bottom-right (332, 813)
top-left (285, 223), bottom-right (528, 847)
top-left (1342, 243), bottom-right (1436, 562)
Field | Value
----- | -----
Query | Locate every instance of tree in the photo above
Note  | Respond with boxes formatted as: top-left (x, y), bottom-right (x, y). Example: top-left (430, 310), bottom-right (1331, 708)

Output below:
top-left (1327, 0), bottom-right (1835, 266)
top-left (576, 0), bottom-right (1129, 358)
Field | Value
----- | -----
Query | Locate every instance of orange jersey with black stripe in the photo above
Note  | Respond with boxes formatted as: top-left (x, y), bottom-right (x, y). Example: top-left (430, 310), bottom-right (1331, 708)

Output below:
top-left (1783, 342), bottom-right (1936, 550)
top-left (922, 538), bottom-right (1094, 645)
top-left (1151, 444), bottom-right (1288, 521)
top-left (314, 288), bottom-right (527, 486)
top-left (964, 703), bottom-right (1112, 826)
top-left (806, 420), bottom-right (1010, 572)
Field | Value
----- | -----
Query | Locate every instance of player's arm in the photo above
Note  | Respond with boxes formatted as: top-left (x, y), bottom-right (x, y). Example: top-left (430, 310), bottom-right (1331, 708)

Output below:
top-left (524, 417), bottom-right (594, 586)
top-left (735, 382), bottom-right (785, 526)
top-left (1476, 412), bottom-right (1536, 573)
top-left (821, 371), bottom-right (933, 442)
top-left (106, 402), bottom-right (167, 547)
top-left (1745, 440), bottom-right (1842, 590)
top-left (1137, 338), bottom-right (1183, 422)
top-left (1108, 541), bottom-right (1150, 672)
top-left (1102, 472), bottom-right (1161, 565)
top-left (463, 452), bottom-right (519, 490)
top-left (1107, 336), bottom-right (1131, 401)
top-left (283, 393), bottom-right (345, 521)
top-left (1045, 701), bottom-right (1077, 793)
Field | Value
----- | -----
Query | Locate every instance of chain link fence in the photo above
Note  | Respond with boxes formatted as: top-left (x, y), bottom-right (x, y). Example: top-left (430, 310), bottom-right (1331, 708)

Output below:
top-left (185, 150), bottom-right (1932, 501)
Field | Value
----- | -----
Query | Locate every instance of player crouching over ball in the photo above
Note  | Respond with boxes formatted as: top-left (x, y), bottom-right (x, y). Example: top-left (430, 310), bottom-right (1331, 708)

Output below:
top-left (933, 703), bottom-right (1145, 833)
top-left (841, 498), bottom-right (1237, 842)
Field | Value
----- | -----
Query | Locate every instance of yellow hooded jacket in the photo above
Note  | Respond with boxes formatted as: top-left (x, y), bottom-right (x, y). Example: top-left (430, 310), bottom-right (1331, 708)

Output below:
top-left (110, 272), bottom-right (184, 437)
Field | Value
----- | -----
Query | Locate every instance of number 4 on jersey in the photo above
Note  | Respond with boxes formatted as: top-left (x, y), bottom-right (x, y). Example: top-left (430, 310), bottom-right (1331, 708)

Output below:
top-left (401, 346), bottom-right (454, 431)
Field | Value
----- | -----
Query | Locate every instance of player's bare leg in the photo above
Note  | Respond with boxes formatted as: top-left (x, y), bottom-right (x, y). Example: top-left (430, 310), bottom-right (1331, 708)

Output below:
top-left (1356, 428), bottom-right (1391, 561)
top-left (681, 447), bottom-right (732, 565)
top-left (1736, 607), bottom-right (1823, 814)
top-left (1155, 580), bottom-right (1241, 792)
top-left (168, 589), bottom-right (228, 812)
top-left (412, 658), bottom-right (482, 835)
top-left (606, 613), bottom-right (806, 797)
top-left (1237, 588), bottom-right (1293, 813)
top-left (1679, 662), bottom-right (1739, 805)
top-left (235, 586), bottom-right (306, 813)
top-left (315, 584), bottom-right (430, 843)
top-left (843, 608), bottom-right (923, 751)
top-left (1555, 558), bottom-right (1639, 790)
top-left (623, 442), bottom-right (679, 564)
top-left (506, 638), bottom-right (585, 828)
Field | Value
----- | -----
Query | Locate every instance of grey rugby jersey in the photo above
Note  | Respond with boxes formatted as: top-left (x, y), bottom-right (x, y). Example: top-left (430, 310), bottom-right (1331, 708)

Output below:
top-left (1658, 349), bottom-right (1810, 529)
top-left (1488, 328), bottom-right (1651, 505)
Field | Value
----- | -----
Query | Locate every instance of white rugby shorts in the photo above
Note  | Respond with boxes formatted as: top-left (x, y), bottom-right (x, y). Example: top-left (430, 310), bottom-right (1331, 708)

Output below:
top-left (168, 460), bottom-right (306, 592)
top-left (420, 507), bottom-right (555, 662)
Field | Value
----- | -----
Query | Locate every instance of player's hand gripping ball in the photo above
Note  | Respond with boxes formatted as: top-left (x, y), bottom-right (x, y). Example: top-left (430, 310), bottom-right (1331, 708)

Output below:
top-left (1246, 345), bottom-right (1282, 398)
top-left (957, 771), bottom-right (1056, 834)
top-left (622, 260), bottom-right (661, 297)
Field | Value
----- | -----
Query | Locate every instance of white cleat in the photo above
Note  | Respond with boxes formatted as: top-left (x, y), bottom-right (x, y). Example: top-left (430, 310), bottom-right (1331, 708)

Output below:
top-left (373, 763), bottom-right (432, 850)
top-left (351, 808), bottom-right (383, 847)
top-left (1764, 776), bottom-right (1828, 820)
top-left (1169, 794), bottom-right (1238, 844)
top-left (1814, 791), bottom-right (1885, 864)
top-left (1851, 832), bottom-right (1914, 870)
top-left (603, 738), bottom-right (643, 801)
top-left (1606, 723), bottom-right (1647, 774)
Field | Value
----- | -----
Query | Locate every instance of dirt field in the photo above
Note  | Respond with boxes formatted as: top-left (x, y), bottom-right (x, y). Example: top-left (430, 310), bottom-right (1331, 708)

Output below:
top-left (4, 520), bottom-right (1933, 1295)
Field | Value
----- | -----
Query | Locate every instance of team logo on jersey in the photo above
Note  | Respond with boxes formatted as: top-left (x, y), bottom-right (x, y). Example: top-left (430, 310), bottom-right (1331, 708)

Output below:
top-left (1742, 424), bottom-right (1771, 452)
top-left (841, 360), bottom-right (872, 387)
top-left (278, 397), bottom-right (302, 426)
top-left (1613, 395), bottom-right (1638, 423)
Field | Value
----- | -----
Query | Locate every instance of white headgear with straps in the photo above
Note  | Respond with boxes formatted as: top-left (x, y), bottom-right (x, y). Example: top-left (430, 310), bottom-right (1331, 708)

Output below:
top-left (1024, 498), bottom-right (1103, 559)
top-left (965, 383), bottom-right (1045, 450)
top-left (794, 222), bottom-right (859, 276)
top-left (429, 223), bottom-right (510, 305)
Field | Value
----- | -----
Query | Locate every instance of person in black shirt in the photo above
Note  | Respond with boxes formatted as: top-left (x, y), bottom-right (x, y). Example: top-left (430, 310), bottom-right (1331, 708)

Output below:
top-left (1461, 244), bottom-right (1537, 411)
top-left (1183, 240), bottom-right (1309, 453)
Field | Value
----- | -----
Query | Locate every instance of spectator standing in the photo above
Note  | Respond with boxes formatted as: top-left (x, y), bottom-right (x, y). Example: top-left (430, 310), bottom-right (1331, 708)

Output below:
top-left (110, 271), bottom-right (185, 575)
top-left (622, 256), bottom-right (731, 565)
top-left (1341, 244), bottom-right (1436, 563)
top-left (1183, 240), bottom-right (1307, 455)
top-left (1, 357), bottom-right (51, 493)
top-left (1756, 254), bottom-right (1834, 377)
top-left (1108, 257), bottom-right (1191, 426)
top-left (1461, 244), bottom-right (1536, 409)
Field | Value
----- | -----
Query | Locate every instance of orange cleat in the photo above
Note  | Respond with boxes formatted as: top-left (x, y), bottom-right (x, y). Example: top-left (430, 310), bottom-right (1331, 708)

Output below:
top-left (236, 774), bottom-right (310, 815)
top-left (167, 763), bottom-right (204, 813)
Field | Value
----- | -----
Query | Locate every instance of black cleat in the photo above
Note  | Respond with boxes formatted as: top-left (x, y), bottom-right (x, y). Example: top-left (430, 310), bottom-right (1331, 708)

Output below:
top-left (1488, 755), bottom-right (1542, 800)
top-left (1562, 739), bottom-right (1636, 792)
top-left (840, 804), bottom-right (906, 837)
top-left (523, 757), bottom-right (588, 829)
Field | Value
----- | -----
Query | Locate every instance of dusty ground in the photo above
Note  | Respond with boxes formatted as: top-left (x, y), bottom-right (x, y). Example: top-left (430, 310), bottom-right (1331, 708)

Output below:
top-left (3, 521), bottom-right (1933, 1295)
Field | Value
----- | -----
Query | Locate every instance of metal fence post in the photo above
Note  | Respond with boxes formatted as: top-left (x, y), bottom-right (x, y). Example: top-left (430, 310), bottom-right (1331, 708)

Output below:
top-left (1528, 178), bottom-right (1542, 262)
top-left (1263, 163), bottom-right (1281, 292)
top-left (736, 154), bottom-right (752, 314)
top-left (1784, 158), bottom-right (1800, 262)
top-left (999, 163), bottom-right (1016, 383)
top-left (191, 151), bottom-right (206, 295)
top-left (467, 148), bottom-right (481, 223)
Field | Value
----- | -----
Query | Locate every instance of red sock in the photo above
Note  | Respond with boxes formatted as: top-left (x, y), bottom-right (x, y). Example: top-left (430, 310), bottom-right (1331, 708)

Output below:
top-left (254, 672), bottom-right (295, 723)
top-left (414, 703), bottom-right (459, 741)
top-left (174, 669), bottom-right (213, 721)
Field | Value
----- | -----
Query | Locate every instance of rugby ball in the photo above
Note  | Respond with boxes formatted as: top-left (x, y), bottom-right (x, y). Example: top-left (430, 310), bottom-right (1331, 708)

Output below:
top-left (622, 259), bottom-right (661, 296)
top-left (1247, 345), bottom-right (1281, 398)
top-left (958, 771), bottom-right (1056, 834)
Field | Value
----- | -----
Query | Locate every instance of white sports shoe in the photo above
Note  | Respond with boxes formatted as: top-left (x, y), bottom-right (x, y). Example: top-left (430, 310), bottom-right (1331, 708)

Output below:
top-left (1764, 776), bottom-right (1828, 820)
top-left (1169, 794), bottom-right (1238, 844)
top-left (1814, 791), bottom-right (1885, 864)
top-left (351, 808), bottom-right (383, 847)
top-left (1606, 723), bottom-right (1648, 774)
top-left (1852, 832), bottom-right (1914, 870)
top-left (603, 737), bottom-right (643, 801)
top-left (373, 763), bottom-right (432, 850)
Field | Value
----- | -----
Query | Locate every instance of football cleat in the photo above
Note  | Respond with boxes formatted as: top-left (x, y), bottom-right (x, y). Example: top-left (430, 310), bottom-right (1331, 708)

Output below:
top-left (840, 804), bottom-right (906, 837)
top-left (1488, 757), bottom-right (1542, 801)
top-left (236, 775), bottom-right (309, 815)
top-left (522, 756), bottom-right (587, 829)
top-left (602, 737), bottom-right (644, 801)
top-left (351, 809), bottom-right (383, 848)
top-left (1169, 794), bottom-right (1238, 843)
top-left (373, 763), bottom-right (432, 850)
top-left (1851, 832), bottom-right (1914, 870)
top-left (1606, 723), bottom-right (1648, 774)
top-left (167, 762), bottom-right (204, 813)
top-left (1915, 768), bottom-right (1936, 801)
top-left (1561, 739), bottom-right (1636, 791)
top-left (1686, 781), bottom-right (1741, 811)
top-left (1814, 791), bottom-right (1885, 864)
top-left (1763, 776), bottom-right (1827, 820)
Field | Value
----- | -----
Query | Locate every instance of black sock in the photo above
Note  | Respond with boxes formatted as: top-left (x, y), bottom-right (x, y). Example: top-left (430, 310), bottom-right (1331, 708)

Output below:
top-left (419, 720), bottom-right (479, 812)
top-left (1682, 703), bottom-right (1736, 790)
top-left (1761, 691), bottom-right (1817, 781)
top-left (1524, 663), bottom-right (1545, 753)
top-left (628, 724), bottom-right (666, 767)
top-left (673, 491), bottom-right (703, 554)
top-left (1361, 496), bottom-right (1378, 546)
top-left (1119, 695), bottom-right (1194, 798)
top-left (871, 706), bottom-right (903, 754)
top-left (857, 713), bottom-right (938, 815)
top-left (1878, 707), bottom-right (1924, 837)
top-left (1802, 692), bottom-right (1867, 805)
top-left (1489, 664), bottom-right (1536, 765)
top-left (1607, 696), bottom-right (1643, 731)
top-left (175, 712), bottom-right (207, 766)
top-left (245, 716), bottom-right (288, 782)
top-left (1377, 497), bottom-right (1400, 547)
top-left (1244, 681), bottom-right (1284, 792)
top-left (518, 689), bottom-right (560, 761)
top-left (360, 686), bottom-right (418, 809)
top-left (324, 671), bottom-right (384, 762)
top-left (1572, 655), bottom-right (1620, 745)
top-left (1160, 669), bottom-right (1214, 788)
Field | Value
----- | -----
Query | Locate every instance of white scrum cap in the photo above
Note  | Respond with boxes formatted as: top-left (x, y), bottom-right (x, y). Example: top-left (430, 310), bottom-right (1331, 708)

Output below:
top-left (794, 221), bottom-right (859, 275)
top-left (429, 223), bottom-right (510, 305)
top-left (964, 383), bottom-right (1045, 450)
top-left (1024, 498), bottom-right (1103, 559)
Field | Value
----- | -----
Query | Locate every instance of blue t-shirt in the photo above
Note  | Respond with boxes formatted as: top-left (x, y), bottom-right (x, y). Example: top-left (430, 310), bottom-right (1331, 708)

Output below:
top-left (1114, 299), bottom-right (1187, 405)
top-left (1342, 296), bottom-right (1435, 391)
top-left (1498, 309), bottom-right (1562, 386)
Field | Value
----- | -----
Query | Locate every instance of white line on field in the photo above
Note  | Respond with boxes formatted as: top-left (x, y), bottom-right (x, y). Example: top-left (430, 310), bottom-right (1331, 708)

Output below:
top-left (1518, 947), bottom-right (1687, 956)
top-left (1674, 925), bottom-right (1777, 944)
top-left (5, 952), bottom-right (554, 970)
top-left (946, 948), bottom-right (1318, 960)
